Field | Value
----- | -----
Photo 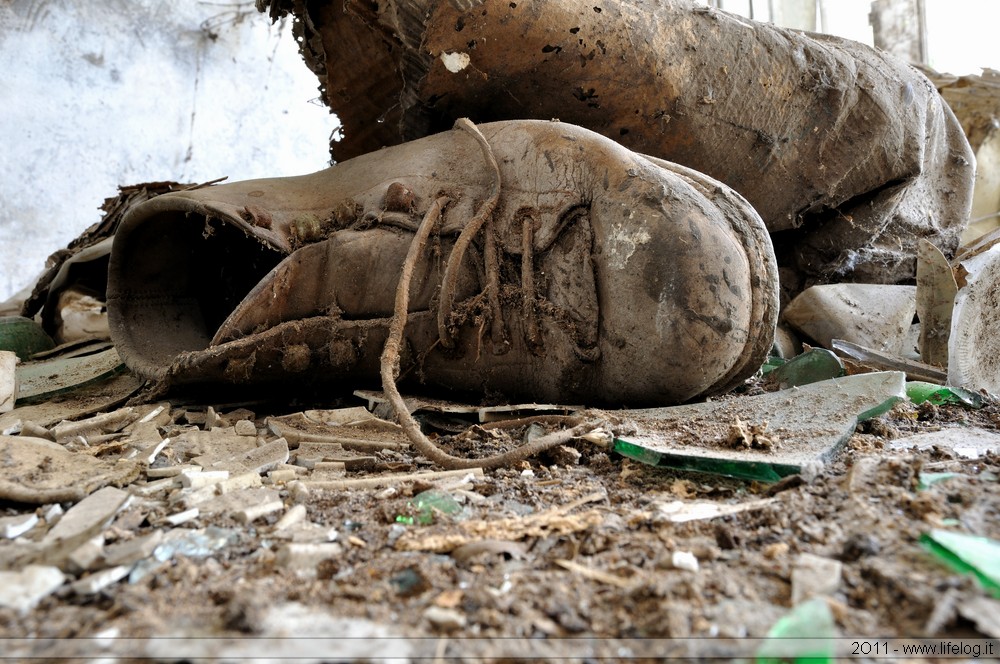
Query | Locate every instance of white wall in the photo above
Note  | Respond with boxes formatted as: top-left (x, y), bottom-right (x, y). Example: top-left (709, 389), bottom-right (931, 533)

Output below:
top-left (0, 1), bottom-right (338, 301)
top-left (924, 0), bottom-right (1000, 75)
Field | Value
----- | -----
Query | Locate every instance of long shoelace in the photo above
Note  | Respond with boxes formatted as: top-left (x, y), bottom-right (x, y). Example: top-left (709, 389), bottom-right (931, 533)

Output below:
top-left (378, 118), bottom-right (604, 469)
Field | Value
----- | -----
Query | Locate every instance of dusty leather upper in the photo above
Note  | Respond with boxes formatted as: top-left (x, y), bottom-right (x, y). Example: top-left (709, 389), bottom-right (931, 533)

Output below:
top-left (108, 120), bottom-right (778, 405)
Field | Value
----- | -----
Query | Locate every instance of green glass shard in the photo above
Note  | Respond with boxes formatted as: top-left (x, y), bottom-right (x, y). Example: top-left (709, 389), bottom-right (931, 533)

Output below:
top-left (855, 393), bottom-right (903, 422)
top-left (906, 381), bottom-right (983, 409)
top-left (613, 439), bottom-right (796, 483)
top-left (611, 372), bottom-right (907, 483)
top-left (760, 355), bottom-right (786, 376)
top-left (756, 597), bottom-right (837, 664)
top-left (921, 530), bottom-right (1000, 598)
top-left (389, 567), bottom-right (428, 596)
top-left (771, 348), bottom-right (845, 389)
top-left (0, 316), bottom-right (55, 361)
top-left (401, 489), bottom-right (462, 525)
top-left (918, 472), bottom-right (964, 490)
top-left (16, 347), bottom-right (126, 403)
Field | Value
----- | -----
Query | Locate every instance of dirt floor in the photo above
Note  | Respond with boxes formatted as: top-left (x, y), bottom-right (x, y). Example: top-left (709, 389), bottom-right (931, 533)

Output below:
top-left (1, 374), bottom-right (999, 661)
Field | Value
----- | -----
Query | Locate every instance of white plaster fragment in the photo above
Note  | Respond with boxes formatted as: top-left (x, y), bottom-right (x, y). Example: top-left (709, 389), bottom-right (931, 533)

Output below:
top-left (671, 550), bottom-right (700, 572)
top-left (0, 351), bottom-right (17, 414)
top-left (164, 508), bottom-right (200, 526)
top-left (211, 438), bottom-right (289, 475)
top-left (42, 503), bottom-right (64, 525)
top-left (236, 499), bottom-right (285, 524)
top-left (147, 464), bottom-right (200, 479)
top-left (138, 404), bottom-right (167, 424)
top-left (130, 477), bottom-right (177, 497)
top-left (0, 566), bottom-right (66, 613)
top-left (103, 530), bottom-right (164, 567)
top-left (42, 487), bottom-right (131, 546)
top-left (179, 469), bottom-right (230, 489)
top-left (267, 468), bottom-right (298, 484)
top-left (234, 419), bottom-right (257, 436)
top-left (52, 407), bottom-right (137, 441)
top-left (274, 504), bottom-right (307, 531)
top-left (67, 535), bottom-right (106, 574)
top-left (180, 484), bottom-right (222, 508)
top-left (206, 406), bottom-right (223, 430)
top-left (440, 51), bottom-right (471, 73)
top-left (0, 512), bottom-right (39, 539)
top-left (791, 553), bottom-right (842, 605)
top-left (70, 565), bottom-right (131, 595)
top-left (144, 437), bottom-right (170, 465)
top-left (424, 606), bottom-right (467, 631)
top-left (195, 487), bottom-right (279, 516)
top-left (218, 471), bottom-right (263, 494)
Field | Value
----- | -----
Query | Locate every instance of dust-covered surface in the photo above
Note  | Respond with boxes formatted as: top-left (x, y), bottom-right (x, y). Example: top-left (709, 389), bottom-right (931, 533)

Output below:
top-left (1, 380), bottom-right (998, 661)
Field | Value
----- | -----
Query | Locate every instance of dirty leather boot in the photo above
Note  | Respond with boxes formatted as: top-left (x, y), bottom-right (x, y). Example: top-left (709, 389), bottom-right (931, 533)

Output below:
top-left (108, 120), bottom-right (778, 406)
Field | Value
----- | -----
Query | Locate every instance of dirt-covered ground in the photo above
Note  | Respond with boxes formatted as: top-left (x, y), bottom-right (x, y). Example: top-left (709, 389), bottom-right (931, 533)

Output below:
top-left (1, 377), bottom-right (998, 662)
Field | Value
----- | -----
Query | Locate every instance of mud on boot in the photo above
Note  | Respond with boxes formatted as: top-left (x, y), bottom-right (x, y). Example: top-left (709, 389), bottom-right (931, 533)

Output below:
top-left (108, 119), bottom-right (778, 406)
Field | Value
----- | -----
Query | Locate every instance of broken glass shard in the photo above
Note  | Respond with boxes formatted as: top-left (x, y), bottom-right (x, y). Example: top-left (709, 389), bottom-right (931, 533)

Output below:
top-left (918, 472), bottom-right (965, 490)
top-left (0, 316), bottom-right (55, 360)
top-left (770, 348), bottom-right (845, 389)
top-left (755, 597), bottom-right (836, 663)
top-left (921, 530), bottom-right (1000, 598)
top-left (906, 381), bottom-right (983, 408)
top-left (612, 372), bottom-right (907, 482)
top-left (15, 347), bottom-right (126, 403)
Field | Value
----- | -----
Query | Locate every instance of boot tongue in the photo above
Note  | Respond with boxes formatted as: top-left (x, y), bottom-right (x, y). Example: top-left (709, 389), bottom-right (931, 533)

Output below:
top-left (211, 242), bottom-right (332, 347)
top-left (212, 225), bottom-right (487, 347)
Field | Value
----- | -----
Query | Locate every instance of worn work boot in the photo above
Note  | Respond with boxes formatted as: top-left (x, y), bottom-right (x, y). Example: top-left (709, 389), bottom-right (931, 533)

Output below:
top-left (108, 120), bottom-right (778, 406)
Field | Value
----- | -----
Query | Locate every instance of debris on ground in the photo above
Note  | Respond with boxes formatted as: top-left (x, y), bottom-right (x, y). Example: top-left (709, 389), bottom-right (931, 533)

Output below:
top-left (916, 238), bottom-right (958, 366)
top-left (0, 316), bottom-right (54, 360)
top-left (0, 435), bottom-right (141, 503)
top-left (0, 339), bottom-right (998, 657)
top-left (0, 351), bottom-right (15, 414)
top-left (949, 231), bottom-right (1000, 395)
top-left (3, 144), bottom-right (998, 657)
top-left (906, 381), bottom-right (984, 409)
top-left (14, 345), bottom-right (127, 403)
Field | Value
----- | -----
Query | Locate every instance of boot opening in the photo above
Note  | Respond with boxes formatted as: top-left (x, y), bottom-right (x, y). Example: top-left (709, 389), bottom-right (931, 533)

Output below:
top-left (109, 205), bottom-right (285, 379)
